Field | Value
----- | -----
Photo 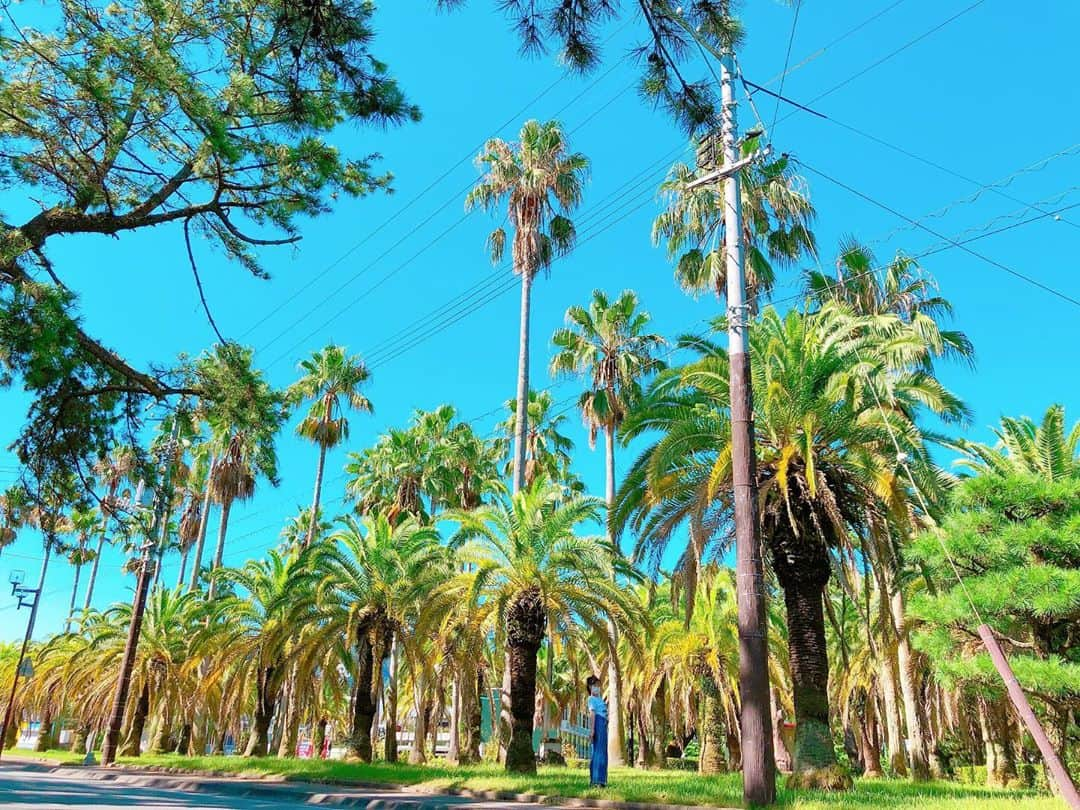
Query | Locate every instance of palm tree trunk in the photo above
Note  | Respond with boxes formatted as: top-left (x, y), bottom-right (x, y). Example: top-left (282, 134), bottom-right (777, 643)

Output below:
top-left (119, 682), bottom-right (150, 757)
top-left (879, 639), bottom-right (908, 775)
top-left (448, 674), bottom-right (462, 764)
top-left (466, 667), bottom-right (483, 762)
top-left (313, 717), bottom-right (328, 759)
top-left (409, 673), bottom-right (429, 765)
top-left (276, 668), bottom-right (300, 757)
top-left (699, 684), bottom-right (728, 774)
top-left (244, 666), bottom-right (277, 757)
top-left (860, 693), bottom-right (885, 778)
top-left (505, 588), bottom-right (544, 774)
top-left (187, 454), bottom-right (216, 591)
top-left (206, 496), bottom-right (232, 600)
top-left (82, 535), bottom-right (106, 612)
top-left (175, 546), bottom-right (189, 590)
top-left (890, 587), bottom-right (931, 780)
top-left (305, 443), bottom-right (328, 548)
top-left (347, 630), bottom-right (376, 762)
top-left (384, 634), bottom-right (398, 762)
top-left (602, 425), bottom-right (627, 768)
top-left (781, 568), bottom-right (838, 775)
top-left (65, 558), bottom-right (83, 633)
top-left (511, 270), bottom-right (533, 495)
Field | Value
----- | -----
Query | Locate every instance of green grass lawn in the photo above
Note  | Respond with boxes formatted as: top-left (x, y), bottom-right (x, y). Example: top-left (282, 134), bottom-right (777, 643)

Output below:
top-left (6, 752), bottom-right (1046, 810)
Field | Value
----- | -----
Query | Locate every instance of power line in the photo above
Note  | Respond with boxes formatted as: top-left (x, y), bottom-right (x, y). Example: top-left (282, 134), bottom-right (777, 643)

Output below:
top-left (759, 0), bottom-right (912, 88)
top-left (770, 0), bottom-right (802, 137)
top-left (797, 160), bottom-right (1080, 309)
top-left (251, 59), bottom-right (633, 359)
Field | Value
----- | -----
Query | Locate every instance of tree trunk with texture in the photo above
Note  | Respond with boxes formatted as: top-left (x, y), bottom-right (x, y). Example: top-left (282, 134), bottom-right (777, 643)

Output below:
top-left (409, 676), bottom-right (428, 765)
top-left (119, 683), bottom-right (149, 757)
top-left (71, 720), bottom-right (91, 755)
top-left (447, 673), bottom-right (462, 764)
top-left (510, 270), bottom-right (533, 495)
top-left (305, 442), bottom-right (327, 548)
top-left (466, 668), bottom-right (483, 763)
top-left (65, 558), bottom-right (83, 632)
top-left (769, 533), bottom-right (843, 784)
top-left (604, 426), bottom-right (626, 768)
top-left (82, 535), bottom-right (106, 612)
top-left (879, 641), bottom-right (907, 776)
top-left (348, 631), bottom-right (376, 762)
top-left (313, 717), bottom-right (328, 759)
top-left (384, 635), bottom-right (398, 762)
top-left (187, 454), bottom-right (216, 591)
top-left (505, 588), bottom-right (544, 774)
top-left (207, 496), bottom-right (232, 600)
top-left (244, 666), bottom-right (278, 757)
top-left (34, 704), bottom-right (53, 752)
top-left (860, 695), bottom-right (884, 778)
top-left (890, 586), bottom-right (931, 781)
top-left (699, 686), bottom-right (728, 774)
top-left (980, 698), bottom-right (1017, 787)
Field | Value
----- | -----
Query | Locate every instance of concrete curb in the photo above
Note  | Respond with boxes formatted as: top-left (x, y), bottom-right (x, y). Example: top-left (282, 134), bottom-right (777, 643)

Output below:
top-left (57, 765), bottom-right (737, 810)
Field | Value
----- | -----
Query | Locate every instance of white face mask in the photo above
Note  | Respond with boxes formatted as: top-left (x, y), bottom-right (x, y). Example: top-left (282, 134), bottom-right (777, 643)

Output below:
top-left (591, 685), bottom-right (601, 697)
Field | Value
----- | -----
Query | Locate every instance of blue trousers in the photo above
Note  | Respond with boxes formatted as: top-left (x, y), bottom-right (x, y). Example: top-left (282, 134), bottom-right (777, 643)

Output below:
top-left (590, 714), bottom-right (608, 787)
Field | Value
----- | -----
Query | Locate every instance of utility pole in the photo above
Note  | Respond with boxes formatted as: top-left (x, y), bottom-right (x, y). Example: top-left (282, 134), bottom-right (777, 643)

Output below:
top-left (0, 539), bottom-right (52, 760)
top-left (101, 410), bottom-right (183, 766)
top-left (717, 50), bottom-right (776, 806)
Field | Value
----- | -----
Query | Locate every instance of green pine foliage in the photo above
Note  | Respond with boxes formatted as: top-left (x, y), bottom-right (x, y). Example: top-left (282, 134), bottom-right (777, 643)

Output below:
top-left (912, 471), bottom-right (1080, 705)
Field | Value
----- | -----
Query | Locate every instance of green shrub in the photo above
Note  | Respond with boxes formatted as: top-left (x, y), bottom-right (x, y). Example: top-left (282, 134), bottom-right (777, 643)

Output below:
top-left (664, 757), bottom-right (698, 771)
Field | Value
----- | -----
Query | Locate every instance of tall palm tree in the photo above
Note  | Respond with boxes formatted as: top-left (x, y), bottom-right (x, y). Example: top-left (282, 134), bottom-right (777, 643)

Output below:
top-left (466, 119), bottom-right (589, 494)
top-left (287, 345), bottom-right (373, 548)
top-left (63, 506), bottom-right (101, 632)
top-left (653, 136), bottom-right (815, 307)
top-left (197, 345), bottom-right (282, 595)
top-left (549, 288), bottom-right (665, 766)
top-left (448, 481), bottom-right (639, 774)
top-left (312, 514), bottom-right (449, 762)
top-left (85, 446), bottom-right (139, 610)
top-left (615, 305), bottom-right (965, 785)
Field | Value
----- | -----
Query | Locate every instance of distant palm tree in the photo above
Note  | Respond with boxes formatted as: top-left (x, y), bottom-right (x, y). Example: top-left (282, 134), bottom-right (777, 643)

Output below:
top-left (448, 481), bottom-right (638, 774)
top-left (467, 119), bottom-right (589, 494)
top-left (64, 506), bottom-right (101, 632)
top-left (549, 288), bottom-right (665, 766)
top-left (197, 345), bottom-right (282, 596)
top-left (0, 485), bottom-right (30, 559)
top-left (287, 345), bottom-right (373, 548)
top-left (653, 138), bottom-right (814, 307)
top-left (496, 389), bottom-right (581, 491)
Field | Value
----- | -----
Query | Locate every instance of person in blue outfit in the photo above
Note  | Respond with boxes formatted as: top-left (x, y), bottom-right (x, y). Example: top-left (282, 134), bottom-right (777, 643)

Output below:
top-left (586, 674), bottom-right (608, 788)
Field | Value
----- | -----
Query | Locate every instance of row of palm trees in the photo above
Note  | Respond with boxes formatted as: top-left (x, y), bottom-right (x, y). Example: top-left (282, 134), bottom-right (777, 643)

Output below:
top-left (0, 118), bottom-right (1068, 795)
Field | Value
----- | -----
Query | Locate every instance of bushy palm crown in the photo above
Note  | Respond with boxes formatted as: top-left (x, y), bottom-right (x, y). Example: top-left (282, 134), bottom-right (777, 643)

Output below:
top-left (287, 345), bottom-right (373, 450)
top-left (314, 514), bottom-right (449, 641)
top-left (615, 304), bottom-right (967, 578)
top-left (550, 289), bottom-right (667, 444)
top-left (447, 481), bottom-right (641, 646)
top-left (805, 240), bottom-right (975, 367)
top-left (653, 140), bottom-right (814, 306)
top-left (465, 119), bottom-right (589, 278)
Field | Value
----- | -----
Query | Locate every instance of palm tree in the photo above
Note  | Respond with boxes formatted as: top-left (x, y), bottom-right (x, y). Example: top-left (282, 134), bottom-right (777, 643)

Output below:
top-left (287, 345), bottom-right (373, 548)
top-left (466, 119), bottom-right (589, 494)
top-left (0, 485), bottom-right (30, 559)
top-left (448, 481), bottom-right (639, 774)
top-left (653, 136), bottom-right (815, 307)
top-left (954, 404), bottom-right (1079, 479)
top-left (63, 506), bottom-right (101, 632)
top-left (85, 445), bottom-right (139, 610)
top-left (615, 305), bottom-right (965, 785)
top-left (312, 514), bottom-right (449, 762)
top-left (495, 389), bottom-right (581, 491)
top-left (197, 345), bottom-right (282, 596)
top-left (549, 288), bottom-right (665, 766)
top-left (208, 551), bottom-right (321, 756)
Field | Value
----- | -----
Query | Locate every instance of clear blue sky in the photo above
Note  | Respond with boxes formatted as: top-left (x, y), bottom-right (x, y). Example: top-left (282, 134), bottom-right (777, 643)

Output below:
top-left (1, 0), bottom-right (1078, 641)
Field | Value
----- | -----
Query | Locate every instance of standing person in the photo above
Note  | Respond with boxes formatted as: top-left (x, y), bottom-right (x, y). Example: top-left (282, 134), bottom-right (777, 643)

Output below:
top-left (587, 675), bottom-right (608, 788)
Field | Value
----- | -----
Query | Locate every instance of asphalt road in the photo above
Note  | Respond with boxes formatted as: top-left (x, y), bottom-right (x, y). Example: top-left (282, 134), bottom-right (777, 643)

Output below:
top-left (0, 761), bottom-right (542, 810)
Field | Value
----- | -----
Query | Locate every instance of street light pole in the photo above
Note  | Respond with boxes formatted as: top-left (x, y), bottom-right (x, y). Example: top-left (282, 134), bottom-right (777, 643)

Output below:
top-left (101, 414), bottom-right (183, 766)
top-left (0, 536), bottom-right (53, 760)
